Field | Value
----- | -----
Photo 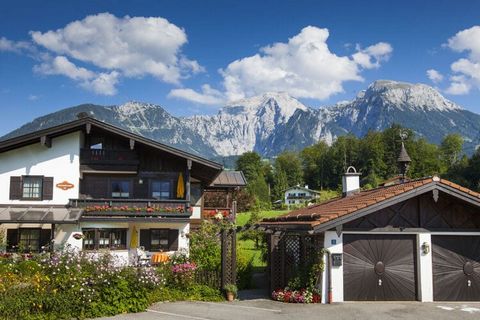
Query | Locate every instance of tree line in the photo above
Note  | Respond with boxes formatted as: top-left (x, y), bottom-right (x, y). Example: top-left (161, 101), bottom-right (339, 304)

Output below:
top-left (235, 124), bottom-right (479, 208)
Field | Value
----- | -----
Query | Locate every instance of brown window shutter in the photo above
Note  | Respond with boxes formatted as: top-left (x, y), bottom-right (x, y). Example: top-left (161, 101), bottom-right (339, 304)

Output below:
top-left (139, 229), bottom-right (151, 251)
top-left (9, 176), bottom-right (22, 200)
top-left (168, 229), bottom-right (179, 251)
top-left (42, 177), bottom-right (54, 200)
top-left (6, 229), bottom-right (19, 252)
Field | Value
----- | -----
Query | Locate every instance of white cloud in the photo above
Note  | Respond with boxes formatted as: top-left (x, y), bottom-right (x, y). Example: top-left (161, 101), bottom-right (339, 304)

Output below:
top-left (30, 13), bottom-right (201, 84)
top-left (169, 84), bottom-right (224, 105)
top-left (0, 36), bottom-right (34, 53)
top-left (170, 26), bottom-right (393, 104)
top-left (426, 69), bottom-right (444, 83)
top-left (1, 13), bottom-right (201, 96)
top-left (33, 56), bottom-right (119, 95)
top-left (28, 94), bottom-right (39, 101)
top-left (444, 26), bottom-right (480, 95)
top-left (352, 42), bottom-right (393, 69)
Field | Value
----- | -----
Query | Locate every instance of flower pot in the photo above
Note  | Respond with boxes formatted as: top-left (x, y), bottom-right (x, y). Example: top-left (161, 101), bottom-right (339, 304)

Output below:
top-left (226, 292), bottom-right (235, 302)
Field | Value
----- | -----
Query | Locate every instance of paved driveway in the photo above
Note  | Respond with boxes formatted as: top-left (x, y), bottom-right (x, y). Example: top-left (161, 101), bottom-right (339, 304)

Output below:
top-left (101, 299), bottom-right (480, 320)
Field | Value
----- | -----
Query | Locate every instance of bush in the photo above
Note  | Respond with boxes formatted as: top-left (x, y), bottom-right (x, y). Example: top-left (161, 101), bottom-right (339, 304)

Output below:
top-left (236, 249), bottom-right (254, 290)
top-left (0, 250), bottom-right (165, 319)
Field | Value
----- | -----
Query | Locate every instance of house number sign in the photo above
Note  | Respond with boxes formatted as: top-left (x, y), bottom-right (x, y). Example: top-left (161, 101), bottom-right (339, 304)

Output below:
top-left (56, 181), bottom-right (75, 190)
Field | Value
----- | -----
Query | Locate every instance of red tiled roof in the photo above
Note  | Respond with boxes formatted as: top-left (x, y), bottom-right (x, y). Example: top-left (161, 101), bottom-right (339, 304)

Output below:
top-left (260, 177), bottom-right (480, 229)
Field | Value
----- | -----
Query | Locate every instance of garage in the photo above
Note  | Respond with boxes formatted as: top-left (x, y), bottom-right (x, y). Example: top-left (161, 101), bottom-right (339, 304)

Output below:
top-left (432, 235), bottom-right (480, 301)
top-left (343, 234), bottom-right (417, 301)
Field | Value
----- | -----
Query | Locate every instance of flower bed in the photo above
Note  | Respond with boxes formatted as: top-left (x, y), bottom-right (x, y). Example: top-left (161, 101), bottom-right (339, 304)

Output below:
top-left (84, 205), bottom-right (189, 214)
top-left (272, 288), bottom-right (321, 304)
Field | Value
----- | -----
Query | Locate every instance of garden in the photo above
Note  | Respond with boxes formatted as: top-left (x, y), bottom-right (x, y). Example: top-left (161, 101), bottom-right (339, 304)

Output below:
top-left (0, 220), bottom-right (253, 319)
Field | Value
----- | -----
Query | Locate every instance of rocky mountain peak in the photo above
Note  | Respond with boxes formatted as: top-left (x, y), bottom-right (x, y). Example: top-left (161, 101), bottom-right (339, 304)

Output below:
top-left (362, 80), bottom-right (462, 112)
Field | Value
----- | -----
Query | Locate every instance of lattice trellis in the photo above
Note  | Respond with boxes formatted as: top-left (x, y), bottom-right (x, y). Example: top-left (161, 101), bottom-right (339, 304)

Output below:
top-left (268, 233), bottom-right (324, 292)
top-left (221, 228), bottom-right (237, 288)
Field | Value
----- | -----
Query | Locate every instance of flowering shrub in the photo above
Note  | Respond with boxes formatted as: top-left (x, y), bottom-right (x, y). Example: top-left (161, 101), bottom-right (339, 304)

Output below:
top-left (84, 205), bottom-right (187, 214)
top-left (272, 288), bottom-right (321, 304)
top-left (171, 262), bottom-right (197, 288)
top-left (0, 249), bottom-right (167, 319)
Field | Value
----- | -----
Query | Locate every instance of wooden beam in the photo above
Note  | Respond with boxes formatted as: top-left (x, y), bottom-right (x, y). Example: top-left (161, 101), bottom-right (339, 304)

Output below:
top-left (40, 136), bottom-right (51, 148)
top-left (186, 161), bottom-right (191, 204)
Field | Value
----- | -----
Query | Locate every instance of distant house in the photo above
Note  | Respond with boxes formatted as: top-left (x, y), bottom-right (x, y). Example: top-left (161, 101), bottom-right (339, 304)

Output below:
top-left (0, 115), bottom-right (244, 264)
top-left (284, 185), bottom-right (321, 206)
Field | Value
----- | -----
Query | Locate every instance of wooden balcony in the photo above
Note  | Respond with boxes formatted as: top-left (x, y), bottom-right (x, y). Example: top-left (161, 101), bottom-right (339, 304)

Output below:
top-left (80, 149), bottom-right (139, 165)
top-left (69, 198), bottom-right (191, 218)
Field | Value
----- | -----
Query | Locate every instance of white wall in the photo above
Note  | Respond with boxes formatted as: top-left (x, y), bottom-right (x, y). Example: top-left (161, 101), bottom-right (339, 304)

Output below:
top-left (417, 233), bottom-right (433, 302)
top-left (321, 231), bottom-right (344, 303)
top-left (0, 132), bottom-right (81, 205)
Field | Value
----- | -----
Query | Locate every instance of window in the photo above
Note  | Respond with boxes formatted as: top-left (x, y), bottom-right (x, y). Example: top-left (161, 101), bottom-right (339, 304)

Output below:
top-left (150, 229), bottom-right (169, 251)
top-left (18, 228), bottom-right (41, 252)
top-left (22, 176), bottom-right (43, 200)
top-left (82, 229), bottom-right (127, 250)
top-left (111, 180), bottom-right (130, 198)
top-left (151, 180), bottom-right (171, 199)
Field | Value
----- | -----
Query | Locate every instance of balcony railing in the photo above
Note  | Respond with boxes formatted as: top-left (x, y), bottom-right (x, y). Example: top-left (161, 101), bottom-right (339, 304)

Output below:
top-left (80, 149), bottom-right (139, 164)
top-left (69, 198), bottom-right (191, 218)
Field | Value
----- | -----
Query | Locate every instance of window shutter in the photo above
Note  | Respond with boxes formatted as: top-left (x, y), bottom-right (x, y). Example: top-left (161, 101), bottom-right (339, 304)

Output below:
top-left (42, 177), bottom-right (54, 200)
top-left (40, 229), bottom-right (52, 251)
top-left (139, 229), bottom-right (151, 251)
top-left (168, 229), bottom-right (179, 251)
top-left (6, 229), bottom-right (18, 252)
top-left (9, 176), bottom-right (22, 200)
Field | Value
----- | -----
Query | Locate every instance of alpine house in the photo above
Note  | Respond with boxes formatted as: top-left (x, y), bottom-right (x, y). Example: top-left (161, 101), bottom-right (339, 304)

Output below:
top-left (0, 114), bottom-right (245, 264)
top-left (260, 143), bottom-right (480, 303)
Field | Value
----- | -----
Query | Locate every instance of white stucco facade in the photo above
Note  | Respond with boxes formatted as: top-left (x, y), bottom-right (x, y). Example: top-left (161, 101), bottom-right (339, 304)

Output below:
top-left (0, 131), bottom-right (81, 205)
top-left (321, 231), bottom-right (344, 303)
top-left (284, 186), bottom-right (320, 206)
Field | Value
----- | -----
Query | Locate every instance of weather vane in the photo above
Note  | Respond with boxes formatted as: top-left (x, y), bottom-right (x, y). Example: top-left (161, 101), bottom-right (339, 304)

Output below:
top-left (399, 130), bottom-right (408, 142)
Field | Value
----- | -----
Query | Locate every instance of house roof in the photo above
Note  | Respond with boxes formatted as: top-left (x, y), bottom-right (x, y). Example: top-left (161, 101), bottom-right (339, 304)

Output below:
top-left (0, 116), bottom-right (223, 183)
top-left (260, 176), bottom-right (480, 232)
top-left (209, 170), bottom-right (247, 188)
top-left (0, 116), bottom-right (222, 169)
top-left (284, 186), bottom-right (321, 194)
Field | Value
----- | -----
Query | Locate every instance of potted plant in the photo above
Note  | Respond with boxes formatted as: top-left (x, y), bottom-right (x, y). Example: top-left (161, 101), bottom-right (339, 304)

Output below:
top-left (224, 284), bottom-right (238, 302)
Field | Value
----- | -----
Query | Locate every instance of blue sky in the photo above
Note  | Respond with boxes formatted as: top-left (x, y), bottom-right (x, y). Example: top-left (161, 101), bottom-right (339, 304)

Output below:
top-left (1, 0), bottom-right (480, 136)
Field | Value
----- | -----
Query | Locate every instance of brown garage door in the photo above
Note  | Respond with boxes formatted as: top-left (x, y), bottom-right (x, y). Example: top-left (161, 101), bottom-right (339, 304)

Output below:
top-left (343, 234), bottom-right (417, 301)
top-left (432, 235), bottom-right (480, 301)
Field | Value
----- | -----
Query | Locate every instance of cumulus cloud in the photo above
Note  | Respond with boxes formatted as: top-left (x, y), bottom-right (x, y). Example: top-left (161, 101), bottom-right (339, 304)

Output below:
top-left (170, 26), bottom-right (393, 104)
top-left (33, 56), bottom-right (119, 95)
top-left (444, 26), bottom-right (480, 95)
top-left (30, 13), bottom-right (201, 83)
top-left (169, 84), bottom-right (224, 105)
top-left (352, 42), bottom-right (393, 69)
top-left (0, 36), bottom-right (34, 53)
top-left (426, 69), bottom-right (444, 83)
top-left (1, 13), bottom-right (200, 95)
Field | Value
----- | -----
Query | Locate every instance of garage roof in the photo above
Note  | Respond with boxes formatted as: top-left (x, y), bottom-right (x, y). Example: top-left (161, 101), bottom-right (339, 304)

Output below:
top-left (260, 176), bottom-right (480, 232)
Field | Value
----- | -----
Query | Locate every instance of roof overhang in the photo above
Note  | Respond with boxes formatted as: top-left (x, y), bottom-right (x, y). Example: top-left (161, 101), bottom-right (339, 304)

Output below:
top-left (0, 206), bottom-right (83, 224)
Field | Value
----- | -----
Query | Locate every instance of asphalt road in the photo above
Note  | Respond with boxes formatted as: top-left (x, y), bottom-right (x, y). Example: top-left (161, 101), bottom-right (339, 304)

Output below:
top-left (100, 299), bottom-right (480, 320)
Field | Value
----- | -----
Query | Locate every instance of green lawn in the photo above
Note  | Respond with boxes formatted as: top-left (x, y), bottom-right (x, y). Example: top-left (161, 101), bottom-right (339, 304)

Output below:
top-left (236, 209), bottom-right (289, 269)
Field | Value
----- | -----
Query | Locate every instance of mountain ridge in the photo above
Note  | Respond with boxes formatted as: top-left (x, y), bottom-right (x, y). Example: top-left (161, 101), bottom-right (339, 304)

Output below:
top-left (2, 80), bottom-right (480, 158)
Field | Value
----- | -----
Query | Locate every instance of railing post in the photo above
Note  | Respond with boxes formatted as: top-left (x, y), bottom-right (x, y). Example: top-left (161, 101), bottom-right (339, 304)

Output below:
top-left (186, 159), bottom-right (192, 206)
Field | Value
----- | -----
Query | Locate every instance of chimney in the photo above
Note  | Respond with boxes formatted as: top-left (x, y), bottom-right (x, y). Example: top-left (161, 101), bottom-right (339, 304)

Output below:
top-left (342, 166), bottom-right (361, 197)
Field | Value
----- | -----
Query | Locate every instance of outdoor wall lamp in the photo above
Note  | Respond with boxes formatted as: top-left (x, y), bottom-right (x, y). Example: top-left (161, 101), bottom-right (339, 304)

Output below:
top-left (138, 178), bottom-right (144, 184)
top-left (421, 242), bottom-right (430, 254)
